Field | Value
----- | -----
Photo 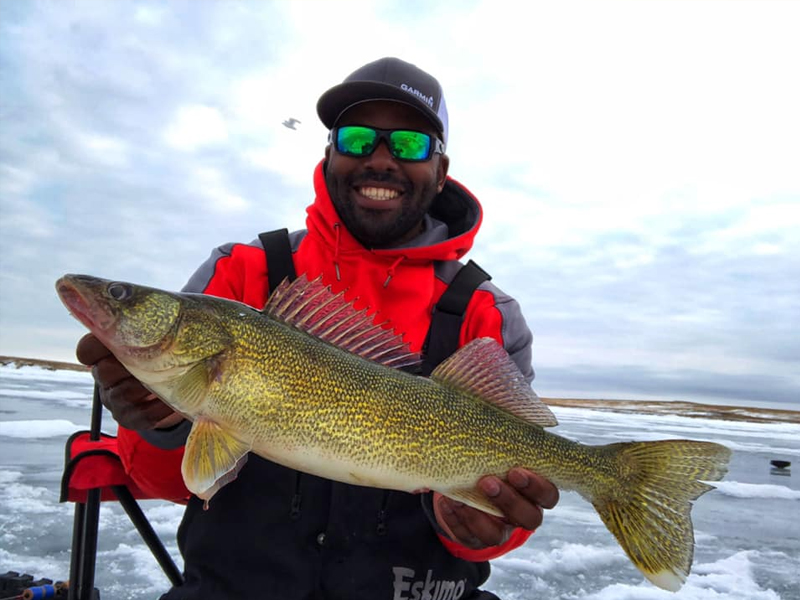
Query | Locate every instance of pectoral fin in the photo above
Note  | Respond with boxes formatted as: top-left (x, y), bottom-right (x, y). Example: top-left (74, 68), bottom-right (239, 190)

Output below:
top-left (182, 417), bottom-right (250, 506)
top-left (171, 359), bottom-right (215, 411)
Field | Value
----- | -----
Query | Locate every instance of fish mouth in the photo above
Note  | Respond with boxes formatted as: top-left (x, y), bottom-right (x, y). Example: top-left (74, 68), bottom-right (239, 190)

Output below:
top-left (56, 275), bottom-right (117, 335)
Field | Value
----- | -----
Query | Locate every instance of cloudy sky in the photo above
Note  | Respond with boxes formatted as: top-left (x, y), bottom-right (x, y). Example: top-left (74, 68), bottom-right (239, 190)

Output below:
top-left (1, 0), bottom-right (798, 410)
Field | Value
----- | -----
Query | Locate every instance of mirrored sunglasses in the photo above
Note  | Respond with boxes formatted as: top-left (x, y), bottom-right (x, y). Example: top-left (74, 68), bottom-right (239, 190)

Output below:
top-left (330, 125), bottom-right (445, 162)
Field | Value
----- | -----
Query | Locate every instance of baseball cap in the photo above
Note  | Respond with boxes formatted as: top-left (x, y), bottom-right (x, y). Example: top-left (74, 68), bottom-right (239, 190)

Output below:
top-left (317, 57), bottom-right (449, 145)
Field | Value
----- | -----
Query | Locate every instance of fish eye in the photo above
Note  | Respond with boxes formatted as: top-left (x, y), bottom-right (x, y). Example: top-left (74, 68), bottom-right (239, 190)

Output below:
top-left (107, 282), bottom-right (132, 301)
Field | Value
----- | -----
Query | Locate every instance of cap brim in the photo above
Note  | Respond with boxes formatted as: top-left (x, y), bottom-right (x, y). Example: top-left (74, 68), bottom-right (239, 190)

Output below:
top-left (317, 81), bottom-right (444, 135)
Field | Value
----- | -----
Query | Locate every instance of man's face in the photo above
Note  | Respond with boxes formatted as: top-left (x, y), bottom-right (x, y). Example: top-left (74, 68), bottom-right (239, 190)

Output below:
top-left (324, 100), bottom-right (449, 249)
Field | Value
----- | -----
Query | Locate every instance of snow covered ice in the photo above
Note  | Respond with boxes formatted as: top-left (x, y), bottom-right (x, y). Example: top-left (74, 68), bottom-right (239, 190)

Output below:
top-left (1, 363), bottom-right (798, 599)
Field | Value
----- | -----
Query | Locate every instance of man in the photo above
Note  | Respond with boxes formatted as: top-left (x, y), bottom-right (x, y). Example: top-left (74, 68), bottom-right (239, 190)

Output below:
top-left (76, 57), bottom-right (558, 599)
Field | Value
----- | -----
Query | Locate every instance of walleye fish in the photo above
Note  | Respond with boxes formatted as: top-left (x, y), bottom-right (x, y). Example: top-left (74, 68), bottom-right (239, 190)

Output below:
top-left (56, 273), bottom-right (731, 592)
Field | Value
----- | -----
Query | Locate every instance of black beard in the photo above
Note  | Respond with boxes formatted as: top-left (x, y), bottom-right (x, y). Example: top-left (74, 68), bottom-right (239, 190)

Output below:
top-left (325, 170), bottom-right (439, 249)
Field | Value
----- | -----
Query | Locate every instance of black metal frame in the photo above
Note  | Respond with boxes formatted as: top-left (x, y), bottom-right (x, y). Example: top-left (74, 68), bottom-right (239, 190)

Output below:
top-left (67, 385), bottom-right (184, 600)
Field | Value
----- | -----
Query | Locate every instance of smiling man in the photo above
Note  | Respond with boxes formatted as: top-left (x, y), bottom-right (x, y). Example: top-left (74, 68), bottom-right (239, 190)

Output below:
top-left (323, 100), bottom-right (449, 248)
top-left (76, 57), bottom-right (558, 599)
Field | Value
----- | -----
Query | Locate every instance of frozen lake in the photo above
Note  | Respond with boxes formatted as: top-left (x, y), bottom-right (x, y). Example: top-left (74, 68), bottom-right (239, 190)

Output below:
top-left (1, 363), bottom-right (798, 599)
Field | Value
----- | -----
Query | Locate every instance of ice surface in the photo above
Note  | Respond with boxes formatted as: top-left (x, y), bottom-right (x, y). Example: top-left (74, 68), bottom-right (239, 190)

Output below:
top-left (1, 363), bottom-right (799, 599)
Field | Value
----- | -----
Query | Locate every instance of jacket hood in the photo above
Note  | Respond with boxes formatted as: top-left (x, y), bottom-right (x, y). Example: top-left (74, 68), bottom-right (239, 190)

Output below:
top-left (305, 160), bottom-right (483, 264)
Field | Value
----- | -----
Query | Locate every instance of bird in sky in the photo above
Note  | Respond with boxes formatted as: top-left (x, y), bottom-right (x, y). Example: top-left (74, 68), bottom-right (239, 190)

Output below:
top-left (282, 118), bottom-right (301, 130)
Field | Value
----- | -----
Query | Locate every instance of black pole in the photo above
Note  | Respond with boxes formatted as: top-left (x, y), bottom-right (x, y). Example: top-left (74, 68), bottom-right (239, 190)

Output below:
top-left (89, 384), bottom-right (103, 442)
top-left (67, 502), bottom-right (86, 600)
top-left (77, 488), bottom-right (101, 600)
top-left (68, 384), bottom-right (104, 600)
top-left (112, 485), bottom-right (184, 586)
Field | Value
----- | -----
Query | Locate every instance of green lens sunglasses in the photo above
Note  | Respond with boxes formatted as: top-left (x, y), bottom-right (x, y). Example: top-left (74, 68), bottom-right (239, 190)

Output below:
top-left (330, 125), bottom-right (445, 162)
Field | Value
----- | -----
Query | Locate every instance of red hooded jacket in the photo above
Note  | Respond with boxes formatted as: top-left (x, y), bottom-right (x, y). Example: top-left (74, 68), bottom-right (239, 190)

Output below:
top-left (117, 161), bottom-right (537, 598)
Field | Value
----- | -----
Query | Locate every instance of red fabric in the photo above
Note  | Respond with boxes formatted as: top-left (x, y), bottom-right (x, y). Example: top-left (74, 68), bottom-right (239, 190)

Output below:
top-left (63, 431), bottom-right (189, 504)
top-left (437, 529), bottom-right (534, 561)
top-left (117, 427), bottom-right (189, 502)
top-left (202, 161), bottom-right (484, 354)
top-left (62, 432), bottom-right (148, 502)
top-left (115, 160), bottom-right (529, 558)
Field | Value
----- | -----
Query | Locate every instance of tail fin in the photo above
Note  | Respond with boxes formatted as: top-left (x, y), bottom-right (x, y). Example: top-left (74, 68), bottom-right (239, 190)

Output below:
top-left (592, 440), bottom-right (731, 591)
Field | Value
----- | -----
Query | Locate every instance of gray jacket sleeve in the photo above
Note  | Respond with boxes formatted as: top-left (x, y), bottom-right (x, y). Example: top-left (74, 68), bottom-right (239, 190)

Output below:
top-left (139, 419), bottom-right (192, 449)
top-left (478, 281), bottom-right (536, 385)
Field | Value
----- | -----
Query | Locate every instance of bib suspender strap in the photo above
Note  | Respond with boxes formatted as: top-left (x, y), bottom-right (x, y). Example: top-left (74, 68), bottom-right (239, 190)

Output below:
top-left (259, 229), bottom-right (297, 293)
top-left (259, 231), bottom-right (490, 374)
top-left (421, 260), bottom-right (491, 376)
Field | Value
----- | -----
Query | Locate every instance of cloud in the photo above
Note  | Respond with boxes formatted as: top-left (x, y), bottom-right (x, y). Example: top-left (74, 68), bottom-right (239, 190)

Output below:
top-left (538, 362), bottom-right (799, 408)
top-left (1, 0), bottom-right (798, 411)
top-left (163, 105), bottom-right (229, 151)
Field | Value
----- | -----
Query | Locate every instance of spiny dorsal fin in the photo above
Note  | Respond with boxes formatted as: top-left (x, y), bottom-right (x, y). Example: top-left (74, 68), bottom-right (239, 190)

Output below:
top-left (431, 337), bottom-right (558, 427)
top-left (264, 275), bottom-right (420, 369)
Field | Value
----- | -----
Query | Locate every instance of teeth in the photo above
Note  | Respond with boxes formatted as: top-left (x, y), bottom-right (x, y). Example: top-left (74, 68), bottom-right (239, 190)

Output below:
top-left (359, 187), bottom-right (400, 201)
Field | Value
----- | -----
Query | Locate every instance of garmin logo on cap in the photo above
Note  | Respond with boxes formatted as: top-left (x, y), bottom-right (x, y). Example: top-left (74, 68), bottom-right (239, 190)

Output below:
top-left (400, 83), bottom-right (435, 107)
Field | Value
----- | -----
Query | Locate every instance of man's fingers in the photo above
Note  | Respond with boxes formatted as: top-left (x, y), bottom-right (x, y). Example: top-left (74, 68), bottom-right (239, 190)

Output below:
top-left (508, 468), bottom-right (559, 509)
top-left (94, 370), bottom-right (176, 430)
top-left (433, 472), bottom-right (559, 550)
top-left (453, 506), bottom-right (512, 547)
top-left (478, 476), bottom-right (544, 531)
top-left (98, 373), bottom-right (148, 405)
top-left (436, 497), bottom-right (484, 549)
top-left (74, 333), bottom-right (179, 431)
top-left (436, 496), bottom-right (512, 548)
top-left (92, 358), bottom-right (135, 392)
top-left (75, 333), bottom-right (111, 366)
top-left (114, 395), bottom-right (176, 430)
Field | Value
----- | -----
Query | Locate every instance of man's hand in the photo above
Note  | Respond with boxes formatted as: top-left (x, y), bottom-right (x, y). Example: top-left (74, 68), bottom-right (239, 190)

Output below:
top-left (433, 468), bottom-right (559, 549)
top-left (76, 333), bottom-right (183, 431)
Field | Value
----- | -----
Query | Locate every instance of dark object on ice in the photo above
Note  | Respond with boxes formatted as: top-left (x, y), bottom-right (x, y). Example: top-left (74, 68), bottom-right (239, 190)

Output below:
top-left (770, 460), bottom-right (791, 477)
top-left (0, 571), bottom-right (82, 599)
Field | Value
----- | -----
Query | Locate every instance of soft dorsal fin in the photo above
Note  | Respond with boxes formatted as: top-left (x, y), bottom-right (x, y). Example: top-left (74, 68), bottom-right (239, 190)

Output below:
top-left (264, 275), bottom-right (420, 369)
top-left (431, 337), bottom-right (558, 427)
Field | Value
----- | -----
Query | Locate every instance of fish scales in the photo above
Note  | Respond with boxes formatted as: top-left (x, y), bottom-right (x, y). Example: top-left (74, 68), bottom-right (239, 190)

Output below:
top-left (214, 309), bottom-right (578, 488)
top-left (56, 273), bottom-right (732, 592)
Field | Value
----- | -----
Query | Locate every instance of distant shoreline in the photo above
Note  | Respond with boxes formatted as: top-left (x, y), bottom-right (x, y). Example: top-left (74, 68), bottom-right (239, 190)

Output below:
top-left (0, 355), bottom-right (88, 373)
top-left (1, 355), bottom-right (797, 425)
top-left (542, 397), bottom-right (800, 425)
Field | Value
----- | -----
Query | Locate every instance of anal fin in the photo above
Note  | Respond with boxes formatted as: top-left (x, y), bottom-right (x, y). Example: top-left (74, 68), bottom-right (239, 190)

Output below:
top-left (442, 487), bottom-right (503, 518)
top-left (182, 417), bottom-right (250, 506)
